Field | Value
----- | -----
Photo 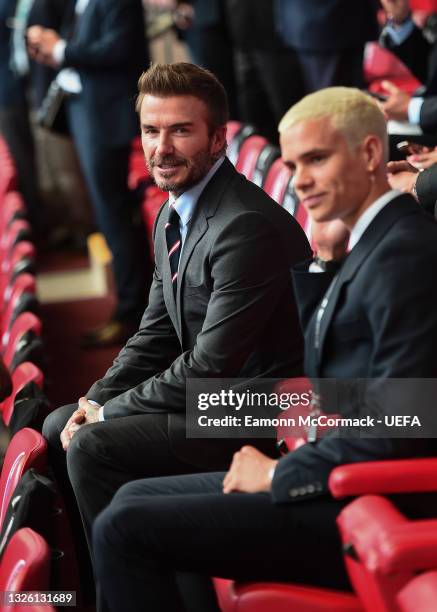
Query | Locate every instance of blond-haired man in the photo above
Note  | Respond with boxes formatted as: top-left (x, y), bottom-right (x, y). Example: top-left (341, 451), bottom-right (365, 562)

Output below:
top-left (92, 88), bottom-right (437, 612)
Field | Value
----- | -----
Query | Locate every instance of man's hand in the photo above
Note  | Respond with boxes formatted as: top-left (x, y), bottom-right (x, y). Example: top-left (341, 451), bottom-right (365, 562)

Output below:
top-left (60, 397), bottom-right (100, 451)
top-left (407, 147), bottom-right (437, 170)
top-left (387, 160), bottom-right (419, 198)
top-left (27, 26), bottom-right (61, 66)
top-left (311, 219), bottom-right (350, 261)
top-left (380, 0), bottom-right (410, 24)
top-left (381, 81), bottom-right (411, 121)
top-left (222, 446), bottom-right (278, 494)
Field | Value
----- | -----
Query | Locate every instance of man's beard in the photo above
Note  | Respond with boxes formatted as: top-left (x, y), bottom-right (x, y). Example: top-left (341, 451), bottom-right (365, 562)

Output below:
top-left (146, 148), bottom-right (215, 197)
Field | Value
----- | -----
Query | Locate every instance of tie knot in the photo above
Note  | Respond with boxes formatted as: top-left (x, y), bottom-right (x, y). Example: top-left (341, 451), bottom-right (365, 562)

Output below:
top-left (168, 206), bottom-right (180, 225)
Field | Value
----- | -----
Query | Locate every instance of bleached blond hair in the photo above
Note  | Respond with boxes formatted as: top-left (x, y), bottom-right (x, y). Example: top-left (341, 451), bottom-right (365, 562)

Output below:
top-left (279, 87), bottom-right (388, 162)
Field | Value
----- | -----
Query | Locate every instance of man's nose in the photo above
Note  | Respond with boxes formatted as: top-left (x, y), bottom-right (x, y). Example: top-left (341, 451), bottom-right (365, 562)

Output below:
top-left (156, 132), bottom-right (174, 156)
top-left (293, 165), bottom-right (313, 193)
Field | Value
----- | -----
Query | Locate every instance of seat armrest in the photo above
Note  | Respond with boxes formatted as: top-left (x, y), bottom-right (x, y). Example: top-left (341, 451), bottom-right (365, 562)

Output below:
top-left (329, 459), bottom-right (437, 498)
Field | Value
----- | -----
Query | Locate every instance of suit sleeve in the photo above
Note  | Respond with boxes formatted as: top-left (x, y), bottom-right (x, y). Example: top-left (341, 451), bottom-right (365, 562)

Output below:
top-left (416, 164), bottom-right (437, 215)
top-left (63, 0), bottom-right (145, 70)
top-left (101, 211), bottom-right (299, 418)
top-left (272, 233), bottom-right (437, 504)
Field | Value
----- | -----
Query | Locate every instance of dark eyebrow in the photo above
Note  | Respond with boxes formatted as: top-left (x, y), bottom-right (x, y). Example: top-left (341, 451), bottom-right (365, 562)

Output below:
top-left (141, 122), bottom-right (194, 130)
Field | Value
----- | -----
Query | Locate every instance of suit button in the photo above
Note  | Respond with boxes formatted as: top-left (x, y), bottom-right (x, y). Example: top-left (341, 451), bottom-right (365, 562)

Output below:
top-left (307, 484), bottom-right (315, 494)
top-left (288, 488), bottom-right (299, 498)
top-left (298, 487), bottom-right (307, 495)
top-left (315, 482), bottom-right (323, 492)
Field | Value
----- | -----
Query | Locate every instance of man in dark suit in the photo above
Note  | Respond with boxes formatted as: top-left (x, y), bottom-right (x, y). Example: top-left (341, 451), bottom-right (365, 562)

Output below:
top-left (27, 0), bottom-right (152, 345)
top-left (41, 62), bottom-right (311, 597)
top-left (274, 0), bottom-right (378, 93)
top-left (380, 0), bottom-right (437, 135)
top-left (0, 0), bottom-right (41, 227)
top-left (92, 87), bottom-right (437, 611)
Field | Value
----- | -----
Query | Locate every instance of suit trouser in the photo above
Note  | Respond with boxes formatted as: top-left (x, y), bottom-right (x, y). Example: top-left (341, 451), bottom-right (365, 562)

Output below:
top-left (92, 472), bottom-right (351, 612)
top-left (234, 48), bottom-right (305, 144)
top-left (65, 97), bottom-right (152, 324)
top-left (0, 106), bottom-right (41, 228)
top-left (297, 45), bottom-right (365, 93)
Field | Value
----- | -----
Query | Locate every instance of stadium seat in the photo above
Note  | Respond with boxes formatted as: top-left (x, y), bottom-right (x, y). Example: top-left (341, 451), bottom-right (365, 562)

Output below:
top-left (2, 312), bottom-right (42, 370)
top-left (0, 428), bottom-right (47, 531)
top-left (1, 274), bottom-right (38, 345)
top-left (0, 192), bottom-right (27, 235)
top-left (364, 42), bottom-right (422, 94)
top-left (235, 135), bottom-right (279, 186)
top-left (0, 528), bottom-right (52, 612)
top-left (0, 241), bottom-right (35, 304)
top-left (226, 123), bottom-right (257, 166)
top-left (0, 219), bottom-right (32, 263)
top-left (397, 571), bottom-right (437, 612)
top-left (1, 363), bottom-right (44, 427)
top-left (0, 137), bottom-right (17, 197)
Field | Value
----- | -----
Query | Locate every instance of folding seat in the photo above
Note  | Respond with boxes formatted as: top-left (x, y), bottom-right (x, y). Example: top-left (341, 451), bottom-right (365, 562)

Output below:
top-left (1, 274), bottom-right (38, 345)
top-left (2, 312), bottom-right (42, 371)
top-left (263, 159), bottom-right (311, 238)
top-left (0, 241), bottom-right (36, 305)
top-left (226, 123), bottom-right (257, 166)
top-left (0, 219), bottom-right (32, 264)
top-left (235, 135), bottom-right (279, 186)
top-left (397, 571), bottom-right (437, 612)
top-left (0, 362), bottom-right (44, 428)
top-left (0, 192), bottom-right (27, 235)
top-left (0, 427), bottom-right (47, 531)
top-left (364, 42), bottom-right (421, 95)
top-left (0, 527), bottom-right (54, 612)
top-left (0, 138), bottom-right (17, 197)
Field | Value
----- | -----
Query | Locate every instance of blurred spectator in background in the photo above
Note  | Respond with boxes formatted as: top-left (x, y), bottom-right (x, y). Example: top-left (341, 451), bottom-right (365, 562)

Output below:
top-left (0, 0), bottom-right (41, 229)
top-left (174, 0), bottom-right (239, 119)
top-left (380, 0), bottom-right (437, 135)
top-left (224, 0), bottom-right (304, 143)
top-left (28, 0), bottom-right (153, 347)
top-left (275, 0), bottom-right (378, 93)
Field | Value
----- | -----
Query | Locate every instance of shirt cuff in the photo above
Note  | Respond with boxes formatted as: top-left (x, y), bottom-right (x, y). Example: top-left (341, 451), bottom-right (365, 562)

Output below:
top-left (268, 466), bottom-right (276, 482)
top-left (383, 18), bottom-right (415, 46)
top-left (52, 39), bottom-right (67, 65)
top-left (87, 399), bottom-right (104, 421)
top-left (408, 97), bottom-right (424, 125)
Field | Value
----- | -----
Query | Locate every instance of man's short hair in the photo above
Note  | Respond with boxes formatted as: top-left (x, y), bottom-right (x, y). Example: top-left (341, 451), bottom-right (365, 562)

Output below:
top-left (136, 62), bottom-right (229, 133)
top-left (279, 87), bottom-right (389, 162)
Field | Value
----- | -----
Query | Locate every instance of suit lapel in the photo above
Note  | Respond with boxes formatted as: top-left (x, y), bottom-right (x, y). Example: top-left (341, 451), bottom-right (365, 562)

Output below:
top-left (175, 158), bottom-right (235, 334)
top-left (316, 195), bottom-right (419, 366)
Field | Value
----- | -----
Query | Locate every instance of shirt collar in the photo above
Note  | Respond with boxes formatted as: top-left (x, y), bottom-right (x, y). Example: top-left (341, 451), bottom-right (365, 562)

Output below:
top-left (168, 157), bottom-right (224, 228)
top-left (349, 189), bottom-right (401, 251)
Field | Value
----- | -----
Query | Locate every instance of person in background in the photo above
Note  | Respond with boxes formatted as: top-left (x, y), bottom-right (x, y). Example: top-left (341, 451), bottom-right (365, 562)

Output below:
top-left (27, 0), bottom-right (153, 347)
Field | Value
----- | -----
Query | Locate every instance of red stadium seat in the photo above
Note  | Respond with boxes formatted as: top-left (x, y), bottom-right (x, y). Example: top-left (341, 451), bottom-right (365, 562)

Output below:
top-left (398, 571), bottom-right (437, 612)
top-left (364, 43), bottom-right (422, 94)
top-left (0, 219), bottom-right (32, 263)
top-left (3, 312), bottom-right (42, 369)
top-left (0, 192), bottom-right (26, 235)
top-left (226, 124), bottom-right (257, 166)
top-left (0, 428), bottom-right (47, 531)
top-left (1, 362), bottom-right (44, 427)
top-left (1, 274), bottom-right (37, 343)
top-left (235, 135), bottom-right (279, 186)
top-left (0, 528), bottom-right (52, 612)
top-left (0, 241), bottom-right (35, 304)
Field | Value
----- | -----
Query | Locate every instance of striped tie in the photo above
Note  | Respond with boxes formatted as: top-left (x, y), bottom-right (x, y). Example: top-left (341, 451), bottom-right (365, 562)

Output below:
top-left (165, 205), bottom-right (181, 294)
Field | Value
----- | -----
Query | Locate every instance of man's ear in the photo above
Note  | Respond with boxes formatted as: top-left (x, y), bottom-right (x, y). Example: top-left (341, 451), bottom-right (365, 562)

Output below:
top-left (362, 134), bottom-right (383, 173)
top-left (211, 125), bottom-right (227, 156)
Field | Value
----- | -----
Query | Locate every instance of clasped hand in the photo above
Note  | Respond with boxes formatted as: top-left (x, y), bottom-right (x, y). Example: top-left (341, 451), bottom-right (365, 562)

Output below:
top-left (223, 446), bottom-right (278, 494)
top-left (60, 397), bottom-right (100, 451)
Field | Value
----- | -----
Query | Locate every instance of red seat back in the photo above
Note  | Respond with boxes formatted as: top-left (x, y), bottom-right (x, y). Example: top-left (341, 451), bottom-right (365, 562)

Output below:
top-left (1, 362), bottom-right (44, 427)
top-left (235, 135), bottom-right (269, 182)
top-left (0, 528), bottom-right (50, 611)
top-left (3, 312), bottom-right (42, 368)
top-left (398, 571), bottom-right (437, 612)
top-left (0, 428), bottom-right (47, 531)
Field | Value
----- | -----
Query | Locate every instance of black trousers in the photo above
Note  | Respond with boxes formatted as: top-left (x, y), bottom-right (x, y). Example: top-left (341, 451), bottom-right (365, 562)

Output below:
top-left (66, 98), bottom-right (152, 324)
top-left (92, 472), bottom-right (351, 612)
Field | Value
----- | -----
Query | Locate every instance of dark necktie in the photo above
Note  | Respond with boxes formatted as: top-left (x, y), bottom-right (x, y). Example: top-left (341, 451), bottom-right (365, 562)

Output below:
top-left (166, 205), bottom-right (181, 294)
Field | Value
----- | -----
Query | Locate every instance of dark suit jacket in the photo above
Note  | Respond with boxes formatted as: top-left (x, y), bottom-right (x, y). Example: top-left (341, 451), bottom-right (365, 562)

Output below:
top-left (86, 159), bottom-right (312, 467)
top-left (60, 0), bottom-right (148, 148)
top-left (381, 23), bottom-right (437, 134)
top-left (416, 164), bottom-right (437, 215)
top-left (275, 0), bottom-right (378, 52)
top-left (272, 194), bottom-right (437, 503)
top-left (0, 0), bottom-right (27, 107)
